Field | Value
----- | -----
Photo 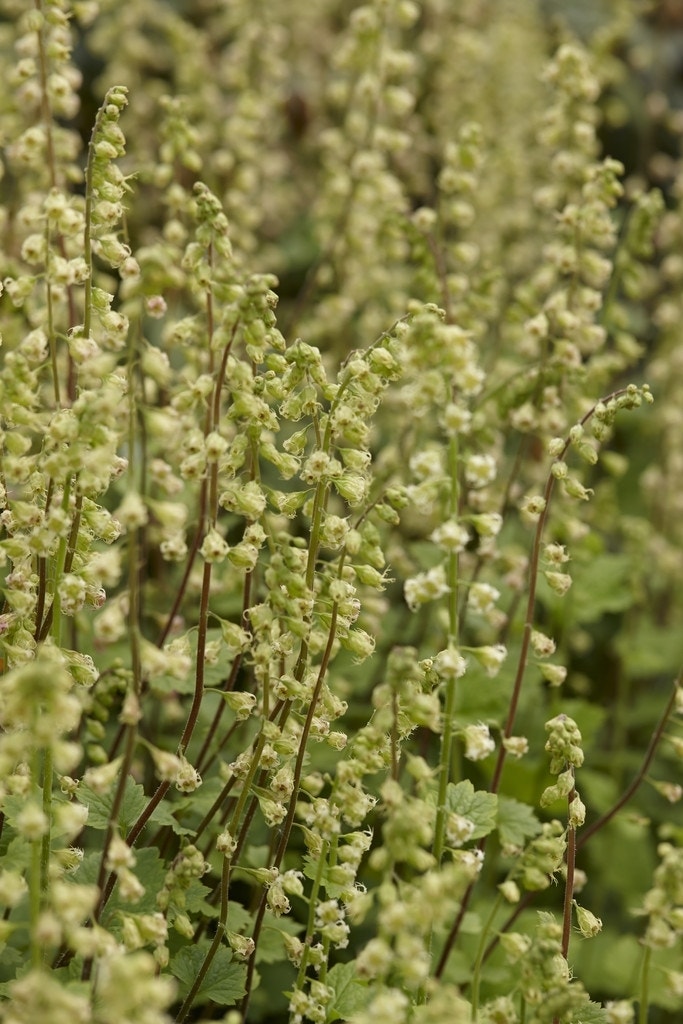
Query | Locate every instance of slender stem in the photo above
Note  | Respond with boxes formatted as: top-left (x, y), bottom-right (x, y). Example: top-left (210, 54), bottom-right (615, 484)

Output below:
top-left (577, 675), bottom-right (680, 849)
top-left (491, 386), bottom-right (639, 795)
top-left (39, 747), bottom-right (53, 901)
top-left (390, 683), bottom-right (400, 781)
top-left (181, 323), bottom-right (236, 759)
top-left (179, 560), bottom-right (212, 756)
top-left (176, 856), bottom-right (231, 1023)
top-left (34, 0), bottom-right (57, 189)
top-left (551, 829), bottom-right (576, 1024)
top-left (195, 567), bottom-right (253, 773)
top-left (82, 103), bottom-right (103, 343)
top-left (639, 944), bottom-right (652, 1024)
top-left (561, 788), bottom-right (576, 960)
top-left (180, 719), bottom-right (271, 1014)
top-left (155, 478), bottom-right (207, 648)
top-left (88, 335), bottom-right (145, 965)
top-left (296, 839), bottom-right (330, 989)
top-left (433, 431), bottom-right (460, 864)
top-left (39, 476), bottom-right (73, 911)
top-left (437, 387), bottom-right (646, 978)
top-left (45, 223), bottom-right (60, 408)
top-left (489, 485), bottom-right (556, 797)
top-left (34, 479), bottom-right (54, 641)
top-left (471, 893), bottom-right (504, 1019)
top-left (242, 599), bottom-right (341, 1016)
top-left (480, 675), bottom-right (682, 971)
top-left (37, 491), bottom-right (83, 644)
top-left (29, 804), bottom-right (42, 968)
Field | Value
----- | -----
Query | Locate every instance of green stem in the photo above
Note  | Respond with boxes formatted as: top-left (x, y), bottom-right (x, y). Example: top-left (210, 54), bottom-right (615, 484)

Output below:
top-left (438, 387), bottom-right (648, 981)
top-left (242, 599), bottom-right (341, 1017)
top-left (29, 812), bottom-right (42, 969)
top-left (561, 787), bottom-right (577, 960)
top-left (296, 839), bottom-right (330, 989)
top-left (39, 747), bottom-right (53, 903)
top-left (433, 431), bottom-right (459, 864)
top-left (471, 893), bottom-right (504, 1019)
top-left (639, 943), bottom-right (652, 1024)
top-left (39, 476), bottom-right (73, 911)
top-left (34, 0), bottom-right (57, 188)
top-left (176, 854), bottom-right (231, 1023)
top-left (45, 223), bottom-right (60, 408)
top-left (177, 726), bottom-right (269, 1019)
top-left (82, 114), bottom-right (99, 342)
top-left (88, 337), bottom-right (144, 968)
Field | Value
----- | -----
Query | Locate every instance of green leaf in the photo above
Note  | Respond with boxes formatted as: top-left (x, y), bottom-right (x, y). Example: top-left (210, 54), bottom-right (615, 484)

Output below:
top-left (575, 1001), bottom-right (608, 1024)
top-left (568, 553), bottom-right (634, 624)
top-left (615, 620), bottom-right (683, 677)
top-left (446, 780), bottom-right (498, 840)
top-left (77, 775), bottom-right (146, 831)
top-left (326, 961), bottom-right (369, 1022)
top-left (497, 796), bottom-right (542, 848)
top-left (75, 847), bottom-right (167, 918)
top-left (256, 917), bottom-right (304, 965)
top-left (170, 943), bottom-right (246, 1006)
top-left (150, 798), bottom-right (194, 837)
top-left (182, 876), bottom-right (219, 917)
top-left (149, 628), bottom-right (241, 696)
top-left (302, 853), bottom-right (346, 899)
top-left (223, 903), bottom-right (252, 933)
top-left (571, 931), bottom-right (642, 998)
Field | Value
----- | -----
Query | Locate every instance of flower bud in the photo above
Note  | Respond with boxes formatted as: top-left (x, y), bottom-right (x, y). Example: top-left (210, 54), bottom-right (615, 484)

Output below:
top-left (574, 901), bottom-right (602, 937)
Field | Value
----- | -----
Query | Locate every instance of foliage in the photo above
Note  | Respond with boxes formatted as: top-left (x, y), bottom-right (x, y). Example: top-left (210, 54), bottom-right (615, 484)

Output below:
top-left (0, 1), bottom-right (682, 1023)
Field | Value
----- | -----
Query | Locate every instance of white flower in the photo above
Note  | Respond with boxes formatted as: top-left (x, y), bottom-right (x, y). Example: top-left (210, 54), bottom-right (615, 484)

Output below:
top-left (539, 663), bottom-right (567, 687)
top-left (531, 630), bottom-right (556, 657)
top-left (464, 453), bottom-right (497, 488)
top-left (521, 494), bottom-right (547, 522)
top-left (175, 756), bottom-right (202, 793)
top-left (115, 491), bottom-right (148, 530)
top-left (434, 647), bottom-right (468, 680)
top-left (468, 582), bottom-right (500, 614)
top-left (502, 735), bottom-right (529, 758)
top-left (430, 519), bottom-right (469, 552)
top-left (16, 804), bottom-right (49, 840)
top-left (544, 571), bottom-right (573, 596)
top-left (463, 722), bottom-right (495, 761)
top-left (105, 834), bottom-right (136, 871)
top-left (446, 813), bottom-right (475, 847)
top-left (471, 644), bottom-right (507, 677)
top-left (404, 565), bottom-right (449, 611)
top-left (200, 528), bottom-right (229, 563)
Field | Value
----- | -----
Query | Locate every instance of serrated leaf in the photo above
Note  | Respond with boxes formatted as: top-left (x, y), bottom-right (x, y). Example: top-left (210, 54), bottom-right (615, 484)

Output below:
top-left (77, 775), bottom-right (146, 831)
top-left (575, 1001), bottom-right (608, 1024)
top-left (150, 799), bottom-right (194, 837)
top-left (497, 796), bottom-right (542, 848)
top-left (170, 943), bottom-right (246, 1006)
top-left (75, 847), bottom-right (166, 919)
top-left (326, 961), bottom-right (369, 1022)
top-left (183, 876), bottom-right (219, 917)
top-left (446, 780), bottom-right (498, 840)
top-left (0, 832), bottom-right (30, 875)
top-left (224, 903), bottom-right (252, 933)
